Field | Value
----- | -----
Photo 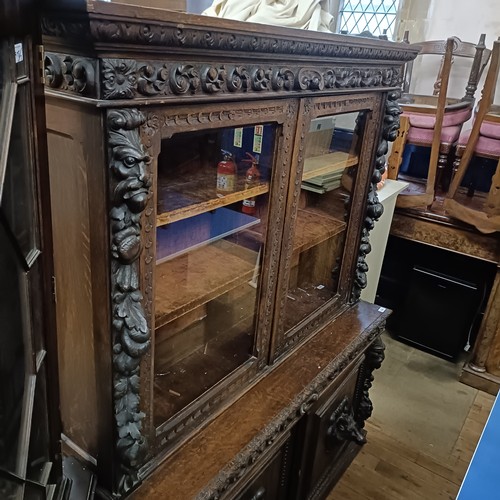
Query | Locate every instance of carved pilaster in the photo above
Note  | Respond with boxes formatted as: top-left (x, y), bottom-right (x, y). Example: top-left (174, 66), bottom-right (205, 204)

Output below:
top-left (107, 109), bottom-right (152, 495)
top-left (352, 89), bottom-right (401, 301)
top-left (355, 336), bottom-right (386, 429)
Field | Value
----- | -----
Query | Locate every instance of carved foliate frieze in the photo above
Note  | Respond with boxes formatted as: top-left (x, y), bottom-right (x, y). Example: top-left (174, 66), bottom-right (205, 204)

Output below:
top-left (44, 52), bottom-right (402, 100)
top-left (100, 60), bottom-right (402, 100)
top-left (44, 52), bottom-right (97, 98)
top-left (352, 89), bottom-right (402, 301)
top-left (108, 109), bottom-right (152, 495)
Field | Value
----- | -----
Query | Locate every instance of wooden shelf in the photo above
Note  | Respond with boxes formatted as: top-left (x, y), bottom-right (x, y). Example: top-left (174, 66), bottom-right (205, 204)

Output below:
top-left (154, 326), bottom-right (253, 426)
top-left (293, 208), bottom-right (346, 256)
top-left (155, 240), bottom-right (259, 329)
top-left (302, 151), bottom-right (358, 181)
top-left (154, 208), bottom-right (345, 330)
top-left (156, 208), bottom-right (260, 264)
top-left (157, 166), bottom-right (269, 226)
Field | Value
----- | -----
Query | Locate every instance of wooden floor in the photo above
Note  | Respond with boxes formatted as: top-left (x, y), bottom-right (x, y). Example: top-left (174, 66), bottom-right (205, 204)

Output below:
top-left (328, 391), bottom-right (495, 500)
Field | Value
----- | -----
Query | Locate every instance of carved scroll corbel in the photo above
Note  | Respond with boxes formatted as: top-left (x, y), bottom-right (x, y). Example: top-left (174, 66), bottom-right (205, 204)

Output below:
top-left (108, 108), bottom-right (152, 495)
top-left (326, 396), bottom-right (366, 447)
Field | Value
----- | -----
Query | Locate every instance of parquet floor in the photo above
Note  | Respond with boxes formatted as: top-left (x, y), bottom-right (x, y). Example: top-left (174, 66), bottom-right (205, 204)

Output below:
top-left (328, 379), bottom-right (494, 499)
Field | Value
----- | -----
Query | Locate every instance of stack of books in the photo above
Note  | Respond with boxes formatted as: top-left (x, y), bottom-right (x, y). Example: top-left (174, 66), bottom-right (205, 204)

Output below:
top-left (301, 170), bottom-right (344, 194)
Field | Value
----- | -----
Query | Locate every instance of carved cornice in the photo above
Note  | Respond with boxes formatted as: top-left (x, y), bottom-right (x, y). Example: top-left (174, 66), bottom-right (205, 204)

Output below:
top-left (108, 109), bottom-right (152, 495)
top-left (41, 13), bottom-right (419, 63)
top-left (351, 89), bottom-right (402, 301)
top-left (43, 51), bottom-right (403, 101)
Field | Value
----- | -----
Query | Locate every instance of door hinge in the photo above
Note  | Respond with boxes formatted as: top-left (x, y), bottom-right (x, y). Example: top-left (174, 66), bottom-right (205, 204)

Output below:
top-left (52, 275), bottom-right (57, 303)
top-left (38, 44), bottom-right (46, 85)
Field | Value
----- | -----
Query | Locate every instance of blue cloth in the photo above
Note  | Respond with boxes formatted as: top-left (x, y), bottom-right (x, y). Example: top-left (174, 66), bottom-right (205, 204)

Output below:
top-left (457, 392), bottom-right (500, 499)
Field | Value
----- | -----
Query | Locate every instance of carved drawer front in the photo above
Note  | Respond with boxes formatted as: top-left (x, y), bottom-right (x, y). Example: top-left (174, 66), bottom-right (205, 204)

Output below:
top-left (299, 356), bottom-right (365, 500)
top-left (232, 434), bottom-right (293, 500)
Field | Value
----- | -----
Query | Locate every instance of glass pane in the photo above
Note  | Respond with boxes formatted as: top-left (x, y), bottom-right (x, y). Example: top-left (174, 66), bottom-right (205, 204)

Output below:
top-left (283, 111), bottom-right (365, 333)
top-left (0, 222), bottom-right (26, 477)
top-left (154, 124), bottom-right (276, 425)
top-left (1, 84), bottom-right (39, 260)
top-left (0, 42), bottom-right (5, 107)
top-left (26, 364), bottom-right (50, 485)
top-left (0, 478), bottom-right (23, 500)
top-left (28, 262), bottom-right (45, 355)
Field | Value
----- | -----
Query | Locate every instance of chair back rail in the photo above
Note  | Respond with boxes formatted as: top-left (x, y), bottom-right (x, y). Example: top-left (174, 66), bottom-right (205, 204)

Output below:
top-left (444, 40), bottom-right (500, 233)
top-left (402, 32), bottom-right (490, 102)
top-left (447, 40), bottom-right (500, 199)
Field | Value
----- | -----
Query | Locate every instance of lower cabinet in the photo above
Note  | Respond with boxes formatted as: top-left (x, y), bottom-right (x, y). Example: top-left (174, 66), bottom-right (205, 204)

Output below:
top-left (130, 305), bottom-right (387, 500)
top-left (227, 346), bottom-right (380, 500)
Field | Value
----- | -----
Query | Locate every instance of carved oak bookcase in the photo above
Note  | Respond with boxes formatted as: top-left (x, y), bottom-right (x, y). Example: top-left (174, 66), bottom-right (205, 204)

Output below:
top-left (40, 2), bottom-right (418, 498)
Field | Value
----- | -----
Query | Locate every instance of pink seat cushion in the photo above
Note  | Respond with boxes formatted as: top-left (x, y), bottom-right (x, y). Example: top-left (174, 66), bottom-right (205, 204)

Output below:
top-left (407, 124), bottom-right (462, 145)
top-left (480, 119), bottom-right (500, 140)
top-left (402, 107), bottom-right (472, 129)
top-left (458, 129), bottom-right (500, 156)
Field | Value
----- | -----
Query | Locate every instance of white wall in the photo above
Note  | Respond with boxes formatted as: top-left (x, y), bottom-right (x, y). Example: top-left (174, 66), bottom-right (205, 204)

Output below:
top-left (397, 0), bottom-right (500, 102)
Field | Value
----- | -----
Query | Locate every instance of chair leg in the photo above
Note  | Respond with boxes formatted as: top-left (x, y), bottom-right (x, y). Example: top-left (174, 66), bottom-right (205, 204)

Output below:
top-left (387, 115), bottom-right (410, 180)
top-left (452, 150), bottom-right (462, 177)
top-left (435, 145), bottom-right (450, 192)
top-left (485, 157), bottom-right (500, 216)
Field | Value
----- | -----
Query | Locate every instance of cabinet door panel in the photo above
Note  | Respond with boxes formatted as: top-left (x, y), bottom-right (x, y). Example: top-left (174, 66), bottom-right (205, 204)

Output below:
top-left (300, 357), bottom-right (365, 500)
top-left (272, 94), bottom-right (382, 361)
top-left (233, 435), bottom-right (292, 500)
top-left (149, 100), bottom-right (298, 449)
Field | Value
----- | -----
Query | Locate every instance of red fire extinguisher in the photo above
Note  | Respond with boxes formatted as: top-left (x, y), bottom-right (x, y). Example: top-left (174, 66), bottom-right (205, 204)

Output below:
top-left (241, 153), bottom-right (261, 215)
top-left (216, 150), bottom-right (237, 197)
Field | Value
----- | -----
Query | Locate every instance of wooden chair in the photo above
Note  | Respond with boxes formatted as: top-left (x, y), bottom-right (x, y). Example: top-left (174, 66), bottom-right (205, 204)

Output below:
top-left (444, 40), bottom-right (500, 233)
top-left (388, 34), bottom-right (491, 209)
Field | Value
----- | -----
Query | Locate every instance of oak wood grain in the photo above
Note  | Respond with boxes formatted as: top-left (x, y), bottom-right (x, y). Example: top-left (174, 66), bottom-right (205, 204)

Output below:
top-left (131, 302), bottom-right (389, 499)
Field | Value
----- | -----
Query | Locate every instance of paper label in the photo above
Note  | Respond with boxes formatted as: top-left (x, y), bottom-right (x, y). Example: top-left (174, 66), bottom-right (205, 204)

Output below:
top-left (253, 125), bottom-right (264, 154)
top-left (14, 43), bottom-right (23, 63)
top-left (234, 128), bottom-right (243, 148)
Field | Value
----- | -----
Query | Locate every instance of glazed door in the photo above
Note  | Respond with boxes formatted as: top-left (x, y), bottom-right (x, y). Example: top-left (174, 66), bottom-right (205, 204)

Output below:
top-left (144, 100), bottom-right (297, 448)
top-left (0, 38), bottom-right (57, 498)
top-left (271, 94), bottom-right (383, 361)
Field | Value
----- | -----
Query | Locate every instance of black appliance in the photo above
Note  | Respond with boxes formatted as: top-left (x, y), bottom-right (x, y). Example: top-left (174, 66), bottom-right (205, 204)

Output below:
top-left (377, 236), bottom-right (494, 361)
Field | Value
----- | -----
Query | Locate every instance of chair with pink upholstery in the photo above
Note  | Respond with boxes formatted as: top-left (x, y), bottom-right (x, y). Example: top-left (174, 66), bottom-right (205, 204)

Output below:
top-left (389, 33), bottom-right (491, 209)
top-left (445, 40), bottom-right (500, 234)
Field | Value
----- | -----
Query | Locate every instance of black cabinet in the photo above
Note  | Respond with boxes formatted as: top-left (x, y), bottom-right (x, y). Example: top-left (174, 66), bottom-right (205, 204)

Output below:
top-left (378, 236), bottom-right (495, 360)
